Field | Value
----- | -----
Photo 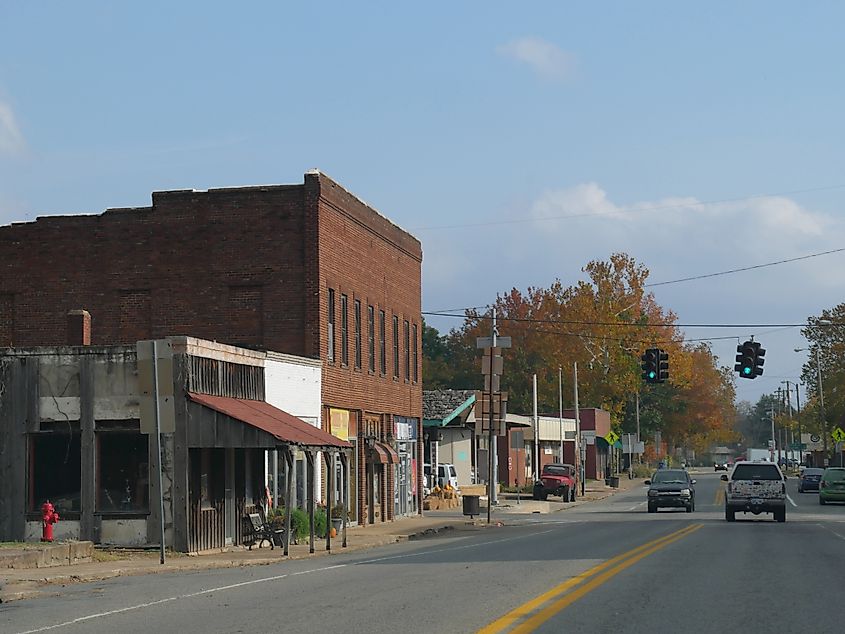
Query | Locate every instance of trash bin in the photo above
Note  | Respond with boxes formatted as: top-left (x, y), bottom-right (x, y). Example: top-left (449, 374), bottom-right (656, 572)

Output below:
top-left (462, 495), bottom-right (480, 519)
top-left (608, 476), bottom-right (620, 488)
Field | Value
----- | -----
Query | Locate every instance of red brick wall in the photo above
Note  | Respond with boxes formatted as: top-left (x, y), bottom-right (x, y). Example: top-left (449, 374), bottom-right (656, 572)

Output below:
top-left (309, 173), bottom-right (423, 521)
top-left (0, 185), bottom-right (309, 353)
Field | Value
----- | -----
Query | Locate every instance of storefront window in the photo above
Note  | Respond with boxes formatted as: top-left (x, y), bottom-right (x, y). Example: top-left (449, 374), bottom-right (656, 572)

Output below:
top-left (30, 433), bottom-right (81, 515)
top-left (97, 432), bottom-right (149, 513)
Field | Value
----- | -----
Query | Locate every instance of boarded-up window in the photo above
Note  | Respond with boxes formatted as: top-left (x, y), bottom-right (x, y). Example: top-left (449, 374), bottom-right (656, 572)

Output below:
top-left (228, 285), bottom-right (263, 347)
top-left (0, 293), bottom-right (13, 346)
top-left (119, 290), bottom-right (151, 342)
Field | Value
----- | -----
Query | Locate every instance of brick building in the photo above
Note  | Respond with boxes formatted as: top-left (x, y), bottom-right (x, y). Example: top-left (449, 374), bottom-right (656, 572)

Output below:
top-left (0, 170), bottom-right (423, 524)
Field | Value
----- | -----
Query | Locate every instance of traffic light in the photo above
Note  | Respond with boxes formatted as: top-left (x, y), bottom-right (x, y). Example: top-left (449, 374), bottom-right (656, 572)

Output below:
top-left (658, 349), bottom-right (669, 382)
top-left (735, 340), bottom-right (765, 379)
top-left (641, 348), bottom-right (658, 383)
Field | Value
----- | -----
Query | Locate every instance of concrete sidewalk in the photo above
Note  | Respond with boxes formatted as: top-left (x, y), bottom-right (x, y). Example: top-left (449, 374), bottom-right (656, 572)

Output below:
top-left (0, 477), bottom-right (642, 603)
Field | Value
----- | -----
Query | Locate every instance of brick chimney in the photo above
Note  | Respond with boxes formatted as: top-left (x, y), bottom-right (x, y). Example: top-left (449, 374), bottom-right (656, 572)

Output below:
top-left (67, 310), bottom-right (92, 345)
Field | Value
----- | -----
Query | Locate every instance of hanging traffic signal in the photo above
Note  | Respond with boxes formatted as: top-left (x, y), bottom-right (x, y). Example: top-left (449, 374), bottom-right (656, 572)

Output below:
top-left (735, 340), bottom-right (765, 379)
top-left (658, 350), bottom-right (669, 382)
top-left (641, 348), bottom-right (658, 383)
top-left (753, 342), bottom-right (765, 377)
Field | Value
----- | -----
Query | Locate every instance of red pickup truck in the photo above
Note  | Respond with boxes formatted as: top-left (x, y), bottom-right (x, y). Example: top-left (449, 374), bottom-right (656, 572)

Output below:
top-left (532, 463), bottom-right (577, 502)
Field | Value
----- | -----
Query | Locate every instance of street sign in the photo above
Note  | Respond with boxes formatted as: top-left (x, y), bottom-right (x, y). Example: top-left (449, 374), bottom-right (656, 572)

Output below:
top-left (481, 354), bottom-right (504, 376)
top-left (832, 427), bottom-right (845, 443)
top-left (790, 442), bottom-right (807, 451)
top-left (476, 336), bottom-right (512, 349)
top-left (604, 430), bottom-right (620, 446)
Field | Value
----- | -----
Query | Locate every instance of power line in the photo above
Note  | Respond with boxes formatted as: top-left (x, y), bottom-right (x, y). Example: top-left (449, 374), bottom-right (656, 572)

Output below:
top-left (411, 183), bottom-right (845, 231)
top-left (421, 310), bottom-right (813, 329)
top-left (646, 247), bottom-right (845, 287)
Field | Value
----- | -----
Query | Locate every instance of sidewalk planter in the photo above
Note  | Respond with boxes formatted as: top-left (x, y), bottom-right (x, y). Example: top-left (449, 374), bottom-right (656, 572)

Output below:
top-left (608, 476), bottom-right (620, 488)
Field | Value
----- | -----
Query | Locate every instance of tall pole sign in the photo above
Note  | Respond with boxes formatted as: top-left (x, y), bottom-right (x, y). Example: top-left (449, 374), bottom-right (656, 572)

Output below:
top-left (475, 309), bottom-right (511, 524)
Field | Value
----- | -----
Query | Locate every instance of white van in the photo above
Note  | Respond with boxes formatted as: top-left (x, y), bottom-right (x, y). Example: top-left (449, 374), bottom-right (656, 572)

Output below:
top-left (424, 463), bottom-right (460, 491)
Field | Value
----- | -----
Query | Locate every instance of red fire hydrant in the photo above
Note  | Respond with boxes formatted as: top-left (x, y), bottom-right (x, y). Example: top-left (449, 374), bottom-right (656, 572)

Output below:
top-left (41, 500), bottom-right (60, 542)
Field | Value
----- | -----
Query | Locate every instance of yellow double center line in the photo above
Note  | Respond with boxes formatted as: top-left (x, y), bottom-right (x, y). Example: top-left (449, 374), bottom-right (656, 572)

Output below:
top-left (478, 523), bottom-right (703, 634)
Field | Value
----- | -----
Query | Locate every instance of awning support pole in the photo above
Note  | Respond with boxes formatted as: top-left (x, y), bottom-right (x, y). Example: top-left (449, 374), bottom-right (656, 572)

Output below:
top-left (306, 450), bottom-right (315, 554)
top-left (325, 451), bottom-right (334, 552)
top-left (283, 445), bottom-right (293, 556)
top-left (340, 451), bottom-right (348, 548)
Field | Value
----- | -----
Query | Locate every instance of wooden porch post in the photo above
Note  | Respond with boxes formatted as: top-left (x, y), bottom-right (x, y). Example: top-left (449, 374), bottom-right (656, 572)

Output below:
top-left (340, 451), bottom-right (348, 548)
top-left (306, 450), bottom-right (315, 554)
top-left (325, 451), bottom-right (334, 552)
top-left (283, 445), bottom-right (293, 556)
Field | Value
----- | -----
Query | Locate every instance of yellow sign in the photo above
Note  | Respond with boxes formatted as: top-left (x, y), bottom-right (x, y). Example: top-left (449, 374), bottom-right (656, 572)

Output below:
top-left (832, 426), bottom-right (845, 443)
top-left (330, 408), bottom-right (349, 441)
top-left (604, 430), bottom-right (620, 446)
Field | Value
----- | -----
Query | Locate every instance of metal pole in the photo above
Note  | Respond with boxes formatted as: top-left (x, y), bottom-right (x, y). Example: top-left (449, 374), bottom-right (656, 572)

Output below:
top-left (635, 391), bottom-right (641, 464)
top-left (151, 340), bottom-right (166, 565)
top-left (487, 309), bottom-right (496, 525)
top-left (796, 382), bottom-right (802, 465)
top-left (516, 431), bottom-right (520, 506)
top-left (533, 373), bottom-right (539, 480)
top-left (770, 407), bottom-right (776, 463)
top-left (574, 362), bottom-right (584, 496)
top-left (558, 366), bottom-right (564, 464)
top-left (816, 347), bottom-right (828, 463)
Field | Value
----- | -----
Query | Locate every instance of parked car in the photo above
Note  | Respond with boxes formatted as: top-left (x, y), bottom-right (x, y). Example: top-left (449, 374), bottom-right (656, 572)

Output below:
top-left (722, 460), bottom-right (786, 522)
top-left (533, 463), bottom-right (577, 502)
top-left (819, 467), bottom-right (845, 505)
top-left (645, 469), bottom-right (696, 513)
top-left (798, 467), bottom-right (825, 492)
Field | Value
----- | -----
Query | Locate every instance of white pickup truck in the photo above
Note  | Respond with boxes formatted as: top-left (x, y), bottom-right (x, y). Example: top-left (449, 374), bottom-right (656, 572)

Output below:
top-left (722, 461), bottom-right (786, 522)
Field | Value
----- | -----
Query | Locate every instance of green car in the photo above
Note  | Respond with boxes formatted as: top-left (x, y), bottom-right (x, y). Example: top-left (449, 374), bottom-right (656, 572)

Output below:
top-left (819, 467), bottom-right (845, 505)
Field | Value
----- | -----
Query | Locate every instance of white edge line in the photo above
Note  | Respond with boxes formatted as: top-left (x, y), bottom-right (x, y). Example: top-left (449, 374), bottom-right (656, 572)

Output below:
top-left (786, 494), bottom-right (798, 508)
top-left (15, 565), bottom-right (346, 634)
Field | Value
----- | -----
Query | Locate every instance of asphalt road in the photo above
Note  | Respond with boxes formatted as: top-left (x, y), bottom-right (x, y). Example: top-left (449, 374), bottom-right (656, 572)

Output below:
top-left (3, 472), bottom-right (844, 634)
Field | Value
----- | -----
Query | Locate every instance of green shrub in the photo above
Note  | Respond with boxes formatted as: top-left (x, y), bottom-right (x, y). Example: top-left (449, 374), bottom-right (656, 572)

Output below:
top-left (290, 507), bottom-right (309, 543)
top-left (314, 507), bottom-right (327, 539)
top-left (631, 463), bottom-right (653, 479)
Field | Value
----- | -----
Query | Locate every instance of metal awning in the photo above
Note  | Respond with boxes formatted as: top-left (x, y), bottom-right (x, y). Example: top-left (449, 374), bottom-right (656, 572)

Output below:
top-left (370, 441), bottom-right (399, 464)
top-left (187, 392), bottom-right (351, 450)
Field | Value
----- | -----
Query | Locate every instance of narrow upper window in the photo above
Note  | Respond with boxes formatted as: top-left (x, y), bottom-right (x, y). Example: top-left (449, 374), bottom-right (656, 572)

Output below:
top-left (379, 310), bottom-right (386, 375)
top-left (368, 306), bottom-right (375, 373)
top-left (327, 289), bottom-right (335, 362)
top-left (403, 320), bottom-right (410, 380)
top-left (354, 299), bottom-right (362, 369)
top-left (412, 323), bottom-right (418, 383)
top-left (341, 294), bottom-right (349, 365)
top-left (393, 315), bottom-right (400, 378)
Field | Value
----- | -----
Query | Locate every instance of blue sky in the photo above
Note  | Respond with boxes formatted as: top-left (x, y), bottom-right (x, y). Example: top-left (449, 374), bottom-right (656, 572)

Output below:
top-left (2, 1), bottom-right (845, 406)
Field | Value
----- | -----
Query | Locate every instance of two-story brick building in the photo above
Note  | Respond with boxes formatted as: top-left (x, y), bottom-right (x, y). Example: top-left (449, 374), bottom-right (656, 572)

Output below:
top-left (0, 170), bottom-right (423, 524)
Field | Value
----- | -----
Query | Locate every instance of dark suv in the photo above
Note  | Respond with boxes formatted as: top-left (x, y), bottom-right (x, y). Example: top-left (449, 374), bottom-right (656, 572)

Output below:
top-left (646, 469), bottom-right (696, 513)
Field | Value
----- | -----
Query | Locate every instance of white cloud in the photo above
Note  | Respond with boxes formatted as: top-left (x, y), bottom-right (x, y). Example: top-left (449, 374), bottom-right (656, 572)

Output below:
top-left (498, 37), bottom-right (575, 81)
top-left (0, 100), bottom-right (25, 155)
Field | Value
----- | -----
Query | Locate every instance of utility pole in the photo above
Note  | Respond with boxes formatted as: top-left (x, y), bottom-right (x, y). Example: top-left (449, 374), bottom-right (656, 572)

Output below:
top-left (770, 406), bottom-right (776, 463)
top-left (574, 362), bottom-right (584, 496)
top-left (532, 373), bottom-right (539, 481)
top-left (816, 347), bottom-right (828, 464)
top-left (635, 391), bottom-right (641, 464)
top-left (558, 366), bottom-right (564, 464)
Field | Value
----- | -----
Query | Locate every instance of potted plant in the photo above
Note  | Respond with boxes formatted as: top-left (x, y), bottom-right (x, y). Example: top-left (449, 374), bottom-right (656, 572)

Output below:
top-left (330, 504), bottom-right (347, 533)
top-left (267, 507), bottom-right (286, 546)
